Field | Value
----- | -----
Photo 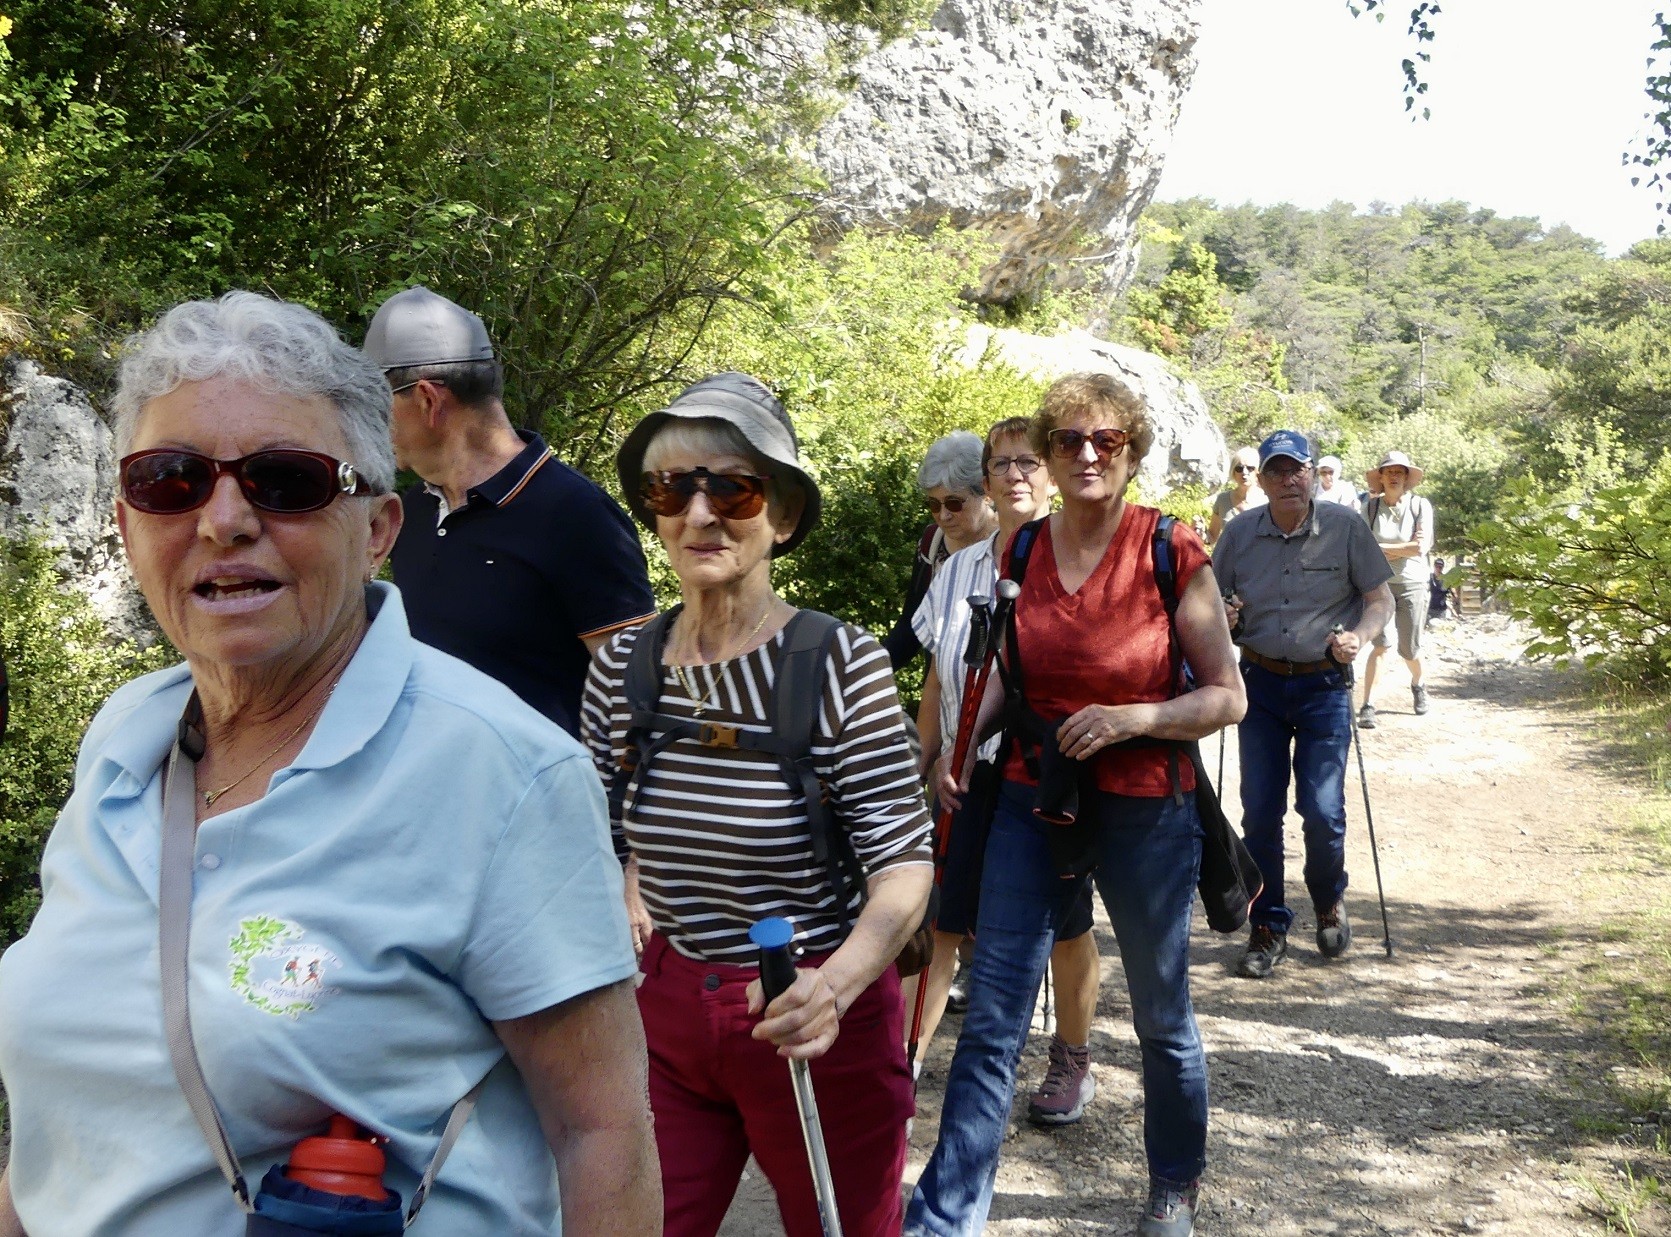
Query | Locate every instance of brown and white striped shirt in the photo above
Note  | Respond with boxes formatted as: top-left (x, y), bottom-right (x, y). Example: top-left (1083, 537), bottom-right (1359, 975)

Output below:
top-left (580, 617), bottom-right (932, 962)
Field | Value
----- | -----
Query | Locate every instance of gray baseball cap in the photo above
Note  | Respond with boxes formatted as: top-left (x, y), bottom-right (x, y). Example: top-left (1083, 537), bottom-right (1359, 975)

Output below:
top-left (363, 285), bottom-right (495, 371)
top-left (616, 372), bottom-right (822, 557)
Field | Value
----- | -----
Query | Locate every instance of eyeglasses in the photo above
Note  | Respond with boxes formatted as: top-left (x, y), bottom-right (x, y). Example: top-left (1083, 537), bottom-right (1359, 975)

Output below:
top-left (639, 468), bottom-right (771, 519)
top-left (1232, 464), bottom-right (1257, 475)
top-left (926, 496), bottom-right (969, 515)
top-left (1262, 462), bottom-right (1309, 482)
top-left (119, 449), bottom-right (377, 515)
top-left (1046, 427), bottom-right (1131, 460)
top-left (985, 455), bottom-right (1043, 477)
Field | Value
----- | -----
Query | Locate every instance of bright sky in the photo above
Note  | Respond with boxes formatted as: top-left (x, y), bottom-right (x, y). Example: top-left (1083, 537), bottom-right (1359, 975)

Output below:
top-left (1158, 0), bottom-right (1666, 255)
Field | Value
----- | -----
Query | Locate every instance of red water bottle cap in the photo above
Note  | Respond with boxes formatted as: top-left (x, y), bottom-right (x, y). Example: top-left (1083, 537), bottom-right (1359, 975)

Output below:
top-left (284, 1114), bottom-right (391, 1201)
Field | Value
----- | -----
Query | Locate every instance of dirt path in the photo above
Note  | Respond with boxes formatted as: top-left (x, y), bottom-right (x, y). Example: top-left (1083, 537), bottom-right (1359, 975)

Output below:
top-left (721, 617), bottom-right (1671, 1235)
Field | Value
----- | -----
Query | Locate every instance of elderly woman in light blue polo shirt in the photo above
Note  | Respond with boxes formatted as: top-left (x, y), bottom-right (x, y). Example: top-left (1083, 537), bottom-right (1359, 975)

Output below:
top-left (0, 292), bottom-right (658, 1236)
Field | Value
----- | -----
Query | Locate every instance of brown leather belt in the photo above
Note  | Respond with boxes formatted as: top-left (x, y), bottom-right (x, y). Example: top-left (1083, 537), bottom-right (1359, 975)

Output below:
top-left (1242, 649), bottom-right (1337, 676)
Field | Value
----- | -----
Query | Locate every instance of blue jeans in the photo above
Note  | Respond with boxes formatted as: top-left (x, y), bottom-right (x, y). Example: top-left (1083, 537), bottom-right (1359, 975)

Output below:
top-left (906, 781), bottom-right (1207, 1234)
top-left (1237, 661), bottom-right (1352, 934)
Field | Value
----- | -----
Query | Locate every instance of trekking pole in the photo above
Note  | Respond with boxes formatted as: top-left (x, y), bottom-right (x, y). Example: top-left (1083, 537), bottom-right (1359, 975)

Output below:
top-left (751, 917), bottom-right (844, 1237)
top-left (1330, 625), bottom-right (1394, 959)
top-left (1041, 964), bottom-right (1056, 1036)
top-left (906, 592), bottom-right (996, 1068)
top-left (1218, 588), bottom-right (1237, 793)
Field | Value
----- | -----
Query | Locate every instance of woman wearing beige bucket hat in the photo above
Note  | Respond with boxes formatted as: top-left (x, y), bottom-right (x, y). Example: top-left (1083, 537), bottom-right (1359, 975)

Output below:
top-left (1358, 450), bottom-right (1434, 727)
top-left (583, 372), bottom-right (933, 1235)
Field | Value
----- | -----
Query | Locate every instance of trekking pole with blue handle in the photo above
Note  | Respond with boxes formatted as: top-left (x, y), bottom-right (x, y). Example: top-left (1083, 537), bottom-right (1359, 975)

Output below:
top-left (1330, 625), bottom-right (1394, 958)
top-left (750, 917), bottom-right (844, 1237)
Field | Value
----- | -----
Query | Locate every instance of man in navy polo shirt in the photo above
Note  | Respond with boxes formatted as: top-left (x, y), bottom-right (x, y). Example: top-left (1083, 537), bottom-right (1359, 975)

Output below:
top-left (365, 286), bottom-right (656, 736)
top-left (1211, 430), bottom-right (1392, 980)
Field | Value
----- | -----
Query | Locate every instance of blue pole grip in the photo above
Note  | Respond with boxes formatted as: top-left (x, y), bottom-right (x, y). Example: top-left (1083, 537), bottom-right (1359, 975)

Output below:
top-left (749, 917), bottom-right (798, 1004)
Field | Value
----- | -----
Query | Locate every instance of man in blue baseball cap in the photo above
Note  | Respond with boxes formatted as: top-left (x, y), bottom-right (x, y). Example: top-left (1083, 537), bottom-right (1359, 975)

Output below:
top-left (1209, 430), bottom-right (1393, 978)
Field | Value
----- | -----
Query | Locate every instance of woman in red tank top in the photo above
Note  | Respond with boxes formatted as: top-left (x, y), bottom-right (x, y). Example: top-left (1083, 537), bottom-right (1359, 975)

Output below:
top-left (907, 374), bottom-right (1246, 1237)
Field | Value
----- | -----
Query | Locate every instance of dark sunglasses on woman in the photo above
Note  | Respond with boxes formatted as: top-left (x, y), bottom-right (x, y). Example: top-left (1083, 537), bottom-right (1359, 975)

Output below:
top-left (640, 468), bottom-right (771, 520)
top-left (925, 495), bottom-right (969, 515)
top-left (119, 449), bottom-right (377, 515)
top-left (1046, 427), bottom-right (1131, 460)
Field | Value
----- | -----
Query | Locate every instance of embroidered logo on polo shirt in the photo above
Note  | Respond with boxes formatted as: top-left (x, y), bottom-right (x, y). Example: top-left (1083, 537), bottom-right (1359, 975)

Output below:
top-left (228, 916), bottom-right (343, 1020)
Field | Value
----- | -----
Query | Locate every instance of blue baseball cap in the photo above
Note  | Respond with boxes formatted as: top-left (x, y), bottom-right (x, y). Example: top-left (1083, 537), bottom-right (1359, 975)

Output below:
top-left (1258, 430), bottom-right (1312, 469)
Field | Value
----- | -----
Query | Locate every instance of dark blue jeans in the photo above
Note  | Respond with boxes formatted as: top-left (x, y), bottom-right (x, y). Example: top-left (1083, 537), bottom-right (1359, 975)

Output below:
top-left (1237, 661), bottom-right (1352, 934)
top-left (906, 781), bottom-right (1207, 1234)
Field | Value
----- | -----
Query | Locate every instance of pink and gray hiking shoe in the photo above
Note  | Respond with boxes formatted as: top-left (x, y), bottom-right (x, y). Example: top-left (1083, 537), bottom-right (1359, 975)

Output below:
top-left (1026, 1035), bottom-right (1095, 1126)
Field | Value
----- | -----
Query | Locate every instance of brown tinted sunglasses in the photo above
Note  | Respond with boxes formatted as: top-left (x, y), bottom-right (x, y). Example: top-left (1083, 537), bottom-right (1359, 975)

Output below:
top-left (640, 468), bottom-right (772, 519)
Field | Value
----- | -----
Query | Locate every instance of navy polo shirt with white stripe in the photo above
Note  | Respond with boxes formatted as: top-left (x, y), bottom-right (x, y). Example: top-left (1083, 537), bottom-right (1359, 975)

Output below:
top-left (392, 431), bottom-right (656, 736)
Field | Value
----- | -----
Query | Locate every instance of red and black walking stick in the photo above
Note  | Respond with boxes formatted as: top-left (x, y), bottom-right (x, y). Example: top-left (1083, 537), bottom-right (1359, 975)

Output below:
top-left (906, 579), bottom-right (1021, 1068)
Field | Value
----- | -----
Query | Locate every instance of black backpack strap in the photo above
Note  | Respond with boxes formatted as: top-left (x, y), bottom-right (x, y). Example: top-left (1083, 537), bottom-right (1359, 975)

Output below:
top-left (1151, 515), bottom-right (1189, 803)
top-left (608, 609), bottom-right (694, 841)
top-left (996, 518), bottom-right (1046, 775)
top-left (765, 611), bottom-right (862, 932)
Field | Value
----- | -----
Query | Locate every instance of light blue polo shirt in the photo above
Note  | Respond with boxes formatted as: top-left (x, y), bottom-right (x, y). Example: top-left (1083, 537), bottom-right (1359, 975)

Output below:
top-left (0, 583), bottom-right (636, 1236)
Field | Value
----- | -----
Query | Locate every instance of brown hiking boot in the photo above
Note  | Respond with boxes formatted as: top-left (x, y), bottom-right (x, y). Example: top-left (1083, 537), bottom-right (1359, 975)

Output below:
top-left (1317, 900), bottom-right (1352, 958)
top-left (1236, 924), bottom-right (1288, 978)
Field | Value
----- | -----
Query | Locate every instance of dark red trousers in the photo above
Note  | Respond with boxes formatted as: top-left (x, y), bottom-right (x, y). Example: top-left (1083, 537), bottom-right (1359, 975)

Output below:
top-left (637, 933), bottom-right (914, 1237)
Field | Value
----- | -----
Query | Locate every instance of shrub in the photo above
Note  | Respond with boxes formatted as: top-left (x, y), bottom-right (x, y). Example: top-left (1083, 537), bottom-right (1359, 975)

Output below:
top-left (0, 535), bottom-right (171, 941)
top-left (1473, 437), bottom-right (1671, 680)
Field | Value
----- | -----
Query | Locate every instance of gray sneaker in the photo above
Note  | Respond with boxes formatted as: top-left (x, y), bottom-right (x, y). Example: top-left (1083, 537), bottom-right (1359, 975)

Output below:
top-left (1027, 1035), bottom-right (1095, 1126)
top-left (1357, 703), bottom-right (1377, 729)
top-left (1139, 1178), bottom-right (1200, 1236)
top-left (1412, 683), bottom-right (1429, 715)
top-left (1236, 925), bottom-right (1288, 978)
top-left (1316, 900), bottom-right (1352, 958)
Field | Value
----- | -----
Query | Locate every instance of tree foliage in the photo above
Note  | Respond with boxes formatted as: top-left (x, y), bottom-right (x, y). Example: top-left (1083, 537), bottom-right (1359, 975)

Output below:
top-left (1474, 436), bottom-right (1671, 681)
top-left (0, 0), bottom-right (912, 445)
top-left (0, 535), bottom-right (171, 940)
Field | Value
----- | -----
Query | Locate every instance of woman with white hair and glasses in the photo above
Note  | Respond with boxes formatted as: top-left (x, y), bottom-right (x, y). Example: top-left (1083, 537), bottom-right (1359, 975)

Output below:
top-left (0, 292), bottom-right (657, 1235)
top-left (882, 431), bottom-right (1000, 668)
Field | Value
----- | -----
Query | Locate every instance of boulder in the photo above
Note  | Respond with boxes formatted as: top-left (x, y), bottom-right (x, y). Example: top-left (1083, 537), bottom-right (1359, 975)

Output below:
top-left (952, 324), bottom-right (1228, 492)
top-left (810, 0), bottom-right (1201, 305)
top-left (0, 356), bottom-right (153, 641)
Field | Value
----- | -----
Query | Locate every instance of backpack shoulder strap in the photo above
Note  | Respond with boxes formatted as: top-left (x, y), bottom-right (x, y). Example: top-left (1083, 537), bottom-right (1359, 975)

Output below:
top-left (1006, 516), bottom-right (1046, 587)
top-left (608, 609), bottom-right (683, 826)
top-left (1152, 514), bottom-right (1180, 619)
top-left (767, 610), bottom-right (863, 933)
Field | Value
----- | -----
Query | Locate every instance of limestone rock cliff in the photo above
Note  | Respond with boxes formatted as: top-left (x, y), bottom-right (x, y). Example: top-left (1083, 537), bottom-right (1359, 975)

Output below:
top-left (1, 356), bottom-right (152, 640)
top-left (953, 324), bottom-right (1228, 491)
top-left (811, 0), bottom-right (1200, 305)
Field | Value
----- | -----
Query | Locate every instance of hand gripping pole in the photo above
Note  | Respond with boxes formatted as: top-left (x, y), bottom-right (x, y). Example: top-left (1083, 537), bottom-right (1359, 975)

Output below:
top-left (751, 918), bottom-right (844, 1237)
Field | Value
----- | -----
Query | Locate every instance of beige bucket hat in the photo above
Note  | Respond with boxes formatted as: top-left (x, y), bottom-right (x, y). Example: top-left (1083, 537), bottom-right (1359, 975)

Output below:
top-left (1365, 450), bottom-right (1425, 490)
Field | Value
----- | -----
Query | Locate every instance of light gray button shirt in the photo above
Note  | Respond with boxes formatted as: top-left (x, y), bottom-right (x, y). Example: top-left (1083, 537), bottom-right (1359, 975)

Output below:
top-left (1212, 501), bottom-right (1392, 663)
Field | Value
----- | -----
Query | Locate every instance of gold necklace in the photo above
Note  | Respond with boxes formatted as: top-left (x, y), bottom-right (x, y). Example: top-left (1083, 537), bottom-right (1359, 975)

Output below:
top-left (672, 604), bottom-right (774, 717)
top-left (201, 690), bottom-right (332, 808)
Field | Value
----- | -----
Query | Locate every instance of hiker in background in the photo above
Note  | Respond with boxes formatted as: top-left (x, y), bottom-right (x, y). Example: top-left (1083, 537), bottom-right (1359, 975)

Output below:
top-left (1315, 454), bottom-right (1360, 508)
top-left (1205, 446), bottom-right (1266, 545)
top-left (363, 286), bottom-right (655, 737)
top-left (907, 374), bottom-right (1245, 1237)
top-left (587, 372), bottom-right (932, 1236)
top-left (908, 415), bottom-right (1105, 1128)
top-left (1359, 451), bottom-right (1436, 726)
top-left (1427, 557), bottom-right (1453, 628)
top-left (883, 431), bottom-right (999, 668)
top-left (1212, 430), bottom-right (1392, 981)
top-left (0, 293), bottom-right (656, 1235)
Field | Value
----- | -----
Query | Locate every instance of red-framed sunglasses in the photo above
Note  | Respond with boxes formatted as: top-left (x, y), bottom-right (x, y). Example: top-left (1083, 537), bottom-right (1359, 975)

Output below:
top-left (119, 448), bottom-right (378, 515)
top-left (1046, 427), bottom-right (1132, 460)
top-left (640, 468), bottom-right (772, 519)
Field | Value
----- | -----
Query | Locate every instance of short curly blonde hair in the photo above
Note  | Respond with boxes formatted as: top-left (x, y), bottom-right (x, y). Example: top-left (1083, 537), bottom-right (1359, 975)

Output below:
top-left (1029, 373), bottom-right (1152, 462)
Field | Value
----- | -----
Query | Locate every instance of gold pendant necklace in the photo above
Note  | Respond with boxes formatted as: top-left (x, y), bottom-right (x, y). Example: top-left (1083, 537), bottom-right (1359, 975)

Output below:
top-left (201, 688), bottom-right (333, 807)
top-left (673, 603), bottom-right (773, 717)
